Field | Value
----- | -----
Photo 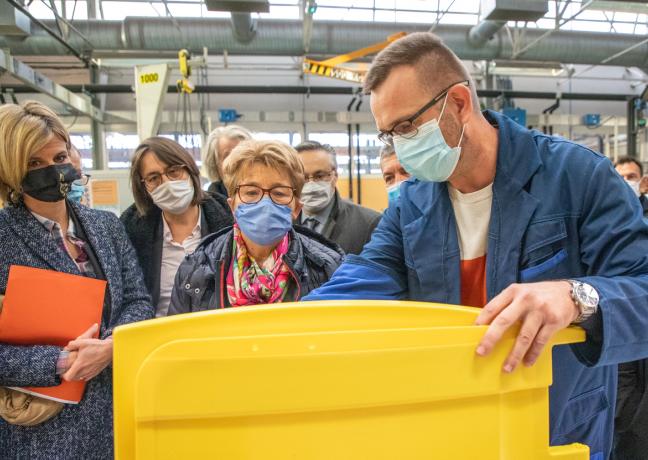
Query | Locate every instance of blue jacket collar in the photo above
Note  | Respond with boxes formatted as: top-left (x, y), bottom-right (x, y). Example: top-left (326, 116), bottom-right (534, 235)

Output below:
top-left (485, 109), bottom-right (543, 194)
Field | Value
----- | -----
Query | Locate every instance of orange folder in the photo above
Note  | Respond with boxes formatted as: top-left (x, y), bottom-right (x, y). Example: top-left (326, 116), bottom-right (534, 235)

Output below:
top-left (0, 265), bottom-right (107, 403)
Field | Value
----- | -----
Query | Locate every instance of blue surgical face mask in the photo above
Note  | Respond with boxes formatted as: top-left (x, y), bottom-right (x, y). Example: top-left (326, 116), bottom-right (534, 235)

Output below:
top-left (67, 183), bottom-right (86, 203)
top-left (392, 94), bottom-right (465, 183)
top-left (235, 197), bottom-right (293, 246)
top-left (387, 181), bottom-right (402, 204)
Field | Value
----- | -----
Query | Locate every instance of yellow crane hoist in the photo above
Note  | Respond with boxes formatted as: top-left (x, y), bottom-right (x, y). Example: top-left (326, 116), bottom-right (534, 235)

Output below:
top-left (177, 49), bottom-right (195, 94)
top-left (302, 32), bottom-right (406, 83)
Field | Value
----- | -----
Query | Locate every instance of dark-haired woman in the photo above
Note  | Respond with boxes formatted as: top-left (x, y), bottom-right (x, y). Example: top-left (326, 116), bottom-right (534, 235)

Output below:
top-left (121, 137), bottom-right (233, 317)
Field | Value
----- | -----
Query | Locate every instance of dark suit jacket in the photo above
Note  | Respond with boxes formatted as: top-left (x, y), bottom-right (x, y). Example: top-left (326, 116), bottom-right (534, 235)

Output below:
top-left (0, 201), bottom-right (154, 459)
top-left (299, 191), bottom-right (381, 256)
top-left (613, 193), bottom-right (648, 458)
top-left (640, 194), bottom-right (648, 218)
top-left (120, 194), bottom-right (234, 307)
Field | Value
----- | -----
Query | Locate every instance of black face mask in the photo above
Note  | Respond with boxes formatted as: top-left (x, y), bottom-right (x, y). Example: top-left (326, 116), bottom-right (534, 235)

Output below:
top-left (21, 163), bottom-right (81, 202)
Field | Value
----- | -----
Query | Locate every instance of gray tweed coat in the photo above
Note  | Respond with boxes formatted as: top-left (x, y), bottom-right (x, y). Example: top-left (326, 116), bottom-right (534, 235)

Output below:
top-left (0, 201), bottom-right (154, 460)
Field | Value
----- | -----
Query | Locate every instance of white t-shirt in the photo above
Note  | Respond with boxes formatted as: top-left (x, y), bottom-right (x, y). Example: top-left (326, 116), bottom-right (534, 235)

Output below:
top-left (448, 183), bottom-right (493, 307)
top-left (156, 209), bottom-right (202, 317)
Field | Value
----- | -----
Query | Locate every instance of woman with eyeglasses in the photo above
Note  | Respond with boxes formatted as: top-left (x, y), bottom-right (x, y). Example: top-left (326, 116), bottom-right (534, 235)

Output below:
top-left (121, 137), bottom-right (233, 317)
top-left (168, 140), bottom-right (344, 314)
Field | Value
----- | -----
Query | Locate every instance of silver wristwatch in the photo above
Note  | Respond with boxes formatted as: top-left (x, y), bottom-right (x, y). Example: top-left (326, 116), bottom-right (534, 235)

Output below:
top-left (568, 280), bottom-right (599, 324)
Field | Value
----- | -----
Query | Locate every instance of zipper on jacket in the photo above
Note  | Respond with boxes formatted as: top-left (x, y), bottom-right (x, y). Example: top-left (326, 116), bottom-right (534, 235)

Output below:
top-left (285, 263), bottom-right (302, 301)
top-left (219, 260), bottom-right (226, 308)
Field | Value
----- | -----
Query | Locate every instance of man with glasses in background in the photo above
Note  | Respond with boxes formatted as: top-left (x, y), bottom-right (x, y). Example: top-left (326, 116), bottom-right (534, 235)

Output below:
top-left (295, 140), bottom-right (381, 255)
top-left (304, 32), bottom-right (648, 459)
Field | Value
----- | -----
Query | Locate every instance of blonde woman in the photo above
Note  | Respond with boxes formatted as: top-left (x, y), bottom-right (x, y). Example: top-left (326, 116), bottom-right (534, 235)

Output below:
top-left (203, 124), bottom-right (252, 196)
top-left (0, 101), bottom-right (153, 458)
top-left (169, 140), bottom-right (343, 313)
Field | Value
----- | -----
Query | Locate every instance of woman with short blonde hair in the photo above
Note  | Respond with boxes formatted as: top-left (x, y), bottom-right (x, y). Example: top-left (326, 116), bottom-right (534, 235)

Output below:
top-left (222, 139), bottom-right (306, 198)
top-left (169, 140), bottom-right (343, 314)
top-left (0, 101), bottom-right (153, 459)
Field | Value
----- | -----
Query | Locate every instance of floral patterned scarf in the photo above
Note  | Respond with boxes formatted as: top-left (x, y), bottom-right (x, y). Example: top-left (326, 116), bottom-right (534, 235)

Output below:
top-left (226, 224), bottom-right (292, 307)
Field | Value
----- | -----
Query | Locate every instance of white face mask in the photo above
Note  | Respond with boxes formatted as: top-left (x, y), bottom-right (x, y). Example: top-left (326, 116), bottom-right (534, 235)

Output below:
top-left (626, 179), bottom-right (641, 198)
top-left (150, 179), bottom-right (194, 214)
top-left (301, 180), bottom-right (335, 213)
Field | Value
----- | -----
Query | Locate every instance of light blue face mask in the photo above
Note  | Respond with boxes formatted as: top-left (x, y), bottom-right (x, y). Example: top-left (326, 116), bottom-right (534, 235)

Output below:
top-left (235, 197), bottom-right (293, 246)
top-left (67, 183), bottom-right (86, 203)
top-left (392, 94), bottom-right (465, 183)
top-left (386, 181), bottom-right (402, 204)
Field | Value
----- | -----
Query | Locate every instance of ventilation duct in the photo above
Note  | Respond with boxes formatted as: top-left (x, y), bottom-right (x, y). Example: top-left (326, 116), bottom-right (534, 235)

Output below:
top-left (468, 20), bottom-right (507, 47)
top-left (2, 18), bottom-right (648, 69)
top-left (230, 13), bottom-right (256, 43)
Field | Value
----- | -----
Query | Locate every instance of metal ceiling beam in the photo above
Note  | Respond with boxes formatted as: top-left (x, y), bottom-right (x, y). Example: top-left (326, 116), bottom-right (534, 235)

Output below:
top-left (5, 0), bottom-right (92, 66)
top-left (0, 49), bottom-right (104, 121)
top-left (0, 83), bottom-right (633, 101)
top-left (511, 0), bottom-right (594, 59)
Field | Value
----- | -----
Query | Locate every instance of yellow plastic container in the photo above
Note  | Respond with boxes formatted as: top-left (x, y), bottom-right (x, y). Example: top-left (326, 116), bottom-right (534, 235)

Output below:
top-left (113, 300), bottom-right (589, 459)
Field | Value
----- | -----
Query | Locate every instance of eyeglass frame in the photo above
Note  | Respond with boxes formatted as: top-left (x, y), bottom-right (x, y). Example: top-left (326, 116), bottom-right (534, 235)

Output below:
top-left (303, 169), bottom-right (336, 183)
top-left (235, 184), bottom-right (297, 206)
top-left (141, 165), bottom-right (187, 191)
top-left (73, 173), bottom-right (91, 186)
top-left (377, 80), bottom-right (470, 145)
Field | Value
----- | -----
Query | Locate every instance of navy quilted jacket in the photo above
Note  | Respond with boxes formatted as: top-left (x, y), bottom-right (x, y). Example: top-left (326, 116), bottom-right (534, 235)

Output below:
top-left (0, 201), bottom-right (154, 460)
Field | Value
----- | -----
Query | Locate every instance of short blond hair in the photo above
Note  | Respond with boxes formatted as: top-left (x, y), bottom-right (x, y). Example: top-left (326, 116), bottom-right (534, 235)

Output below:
top-left (223, 140), bottom-right (305, 199)
top-left (203, 124), bottom-right (253, 181)
top-left (0, 101), bottom-right (70, 204)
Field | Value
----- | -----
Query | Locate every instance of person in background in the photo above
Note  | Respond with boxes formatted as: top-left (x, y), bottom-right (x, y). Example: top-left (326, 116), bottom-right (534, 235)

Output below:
top-left (68, 145), bottom-right (91, 206)
top-left (379, 143), bottom-right (411, 204)
top-left (304, 32), bottom-right (648, 459)
top-left (612, 154), bottom-right (648, 459)
top-left (203, 125), bottom-right (253, 196)
top-left (169, 140), bottom-right (343, 314)
top-left (615, 156), bottom-right (648, 217)
top-left (295, 140), bottom-right (381, 255)
top-left (0, 101), bottom-right (153, 459)
top-left (121, 137), bottom-right (233, 318)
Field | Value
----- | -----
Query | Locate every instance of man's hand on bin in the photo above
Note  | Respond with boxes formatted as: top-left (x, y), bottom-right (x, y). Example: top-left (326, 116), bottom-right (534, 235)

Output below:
top-left (474, 281), bottom-right (579, 373)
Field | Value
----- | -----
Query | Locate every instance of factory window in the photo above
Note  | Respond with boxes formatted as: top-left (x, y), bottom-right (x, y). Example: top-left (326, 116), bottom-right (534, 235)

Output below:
top-left (106, 133), bottom-right (203, 169)
top-left (159, 134), bottom-right (203, 165)
top-left (105, 133), bottom-right (141, 169)
top-left (253, 132), bottom-right (302, 146)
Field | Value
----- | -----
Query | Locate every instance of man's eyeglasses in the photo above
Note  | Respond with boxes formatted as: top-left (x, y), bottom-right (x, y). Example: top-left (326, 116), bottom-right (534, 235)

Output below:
top-left (236, 184), bottom-right (296, 206)
top-left (73, 174), bottom-right (91, 186)
top-left (304, 170), bottom-right (335, 183)
top-left (141, 165), bottom-right (187, 191)
top-left (377, 80), bottom-right (470, 145)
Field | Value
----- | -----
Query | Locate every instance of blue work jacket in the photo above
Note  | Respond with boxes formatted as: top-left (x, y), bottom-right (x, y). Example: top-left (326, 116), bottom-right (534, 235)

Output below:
top-left (305, 110), bottom-right (648, 459)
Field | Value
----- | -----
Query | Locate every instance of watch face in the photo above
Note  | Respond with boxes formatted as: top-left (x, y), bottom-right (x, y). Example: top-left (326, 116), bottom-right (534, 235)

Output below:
top-left (577, 283), bottom-right (599, 308)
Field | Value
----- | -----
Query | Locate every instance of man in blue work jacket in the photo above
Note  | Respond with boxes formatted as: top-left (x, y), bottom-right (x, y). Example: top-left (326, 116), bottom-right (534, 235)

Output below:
top-left (304, 32), bottom-right (648, 459)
